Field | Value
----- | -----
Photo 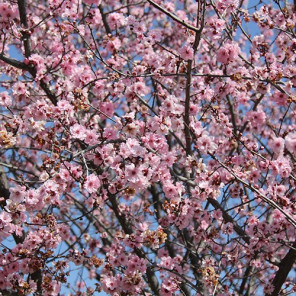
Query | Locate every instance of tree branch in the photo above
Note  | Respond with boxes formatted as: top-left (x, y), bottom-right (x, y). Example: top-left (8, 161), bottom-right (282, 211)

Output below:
top-left (0, 54), bottom-right (28, 70)
top-left (17, 0), bottom-right (32, 58)
top-left (108, 193), bottom-right (160, 295)
top-left (98, 5), bottom-right (112, 34)
top-left (184, 0), bottom-right (205, 156)
top-left (208, 198), bottom-right (250, 244)
top-left (0, 54), bottom-right (58, 105)
top-left (267, 241), bottom-right (296, 296)
top-left (209, 153), bottom-right (296, 229)
top-left (146, 0), bottom-right (199, 32)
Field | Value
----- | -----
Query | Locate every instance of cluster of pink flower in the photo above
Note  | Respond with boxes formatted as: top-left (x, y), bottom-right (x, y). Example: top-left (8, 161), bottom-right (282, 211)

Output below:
top-left (0, 0), bottom-right (296, 295)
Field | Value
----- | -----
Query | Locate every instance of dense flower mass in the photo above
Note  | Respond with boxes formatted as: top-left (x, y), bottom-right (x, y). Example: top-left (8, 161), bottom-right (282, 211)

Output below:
top-left (0, 0), bottom-right (296, 295)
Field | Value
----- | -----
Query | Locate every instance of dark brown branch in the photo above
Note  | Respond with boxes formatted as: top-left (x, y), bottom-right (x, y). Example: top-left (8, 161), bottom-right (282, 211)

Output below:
top-left (0, 54), bottom-right (28, 70)
top-left (239, 265), bottom-right (253, 295)
top-left (0, 54), bottom-right (58, 105)
top-left (16, 1), bottom-right (58, 105)
top-left (267, 241), bottom-right (296, 296)
top-left (184, 59), bottom-right (193, 156)
top-left (182, 228), bottom-right (204, 293)
top-left (0, 290), bottom-right (20, 296)
top-left (39, 80), bottom-right (58, 105)
top-left (227, 95), bottom-right (238, 137)
top-left (17, 0), bottom-right (32, 58)
top-left (98, 5), bottom-right (112, 34)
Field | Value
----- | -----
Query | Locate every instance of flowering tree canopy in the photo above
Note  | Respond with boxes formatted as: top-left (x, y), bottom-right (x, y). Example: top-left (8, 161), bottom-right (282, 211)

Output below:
top-left (1, 0), bottom-right (296, 295)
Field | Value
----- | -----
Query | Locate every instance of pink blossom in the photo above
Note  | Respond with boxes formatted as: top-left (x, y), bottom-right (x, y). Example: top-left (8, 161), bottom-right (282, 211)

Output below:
top-left (179, 45), bottom-right (194, 60)
top-left (271, 156), bottom-right (292, 178)
top-left (148, 29), bottom-right (162, 42)
top-left (70, 123), bottom-right (87, 140)
top-left (125, 163), bottom-right (143, 183)
top-left (217, 42), bottom-right (240, 64)
top-left (9, 186), bottom-right (26, 203)
top-left (0, 3), bottom-right (18, 22)
top-left (99, 101), bottom-right (115, 118)
top-left (84, 0), bottom-right (101, 6)
top-left (28, 54), bottom-right (47, 80)
top-left (107, 12), bottom-right (125, 30)
top-left (84, 174), bottom-right (101, 193)
top-left (133, 22), bottom-right (147, 36)
top-left (269, 137), bottom-right (284, 156)
top-left (285, 132), bottom-right (296, 154)
top-left (0, 1), bottom-right (295, 295)
top-left (133, 82), bottom-right (149, 96)
top-left (84, 129), bottom-right (98, 145)
top-left (216, 0), bottom-right (239, 13)
top-left (0, 91), bottom-right (12, 106)
top-left (245, 109), bottom-right (266, 128)
top-left (25, 189), bottom-right (39, 205)
top-left (103, 126), bottom-right (117, 140)
top-left (106, 37), bottom-right (121, 52)
top-left (207, 16), bottom-right (225, 39)
top-left (196, 134), bottom-right (217, 153)
top-left (160, 256), bottom-right (174, 270)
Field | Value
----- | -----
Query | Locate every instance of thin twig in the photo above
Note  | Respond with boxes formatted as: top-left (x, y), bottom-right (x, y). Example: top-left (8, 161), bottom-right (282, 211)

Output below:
top-left (209, 153), bottom-right (296, 229)
top-left (146, 0), bottom-right (199, 33)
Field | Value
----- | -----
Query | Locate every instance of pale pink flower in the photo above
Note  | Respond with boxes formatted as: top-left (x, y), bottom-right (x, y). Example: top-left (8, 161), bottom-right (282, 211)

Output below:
top-left (133, 22), bottom-right (146, 36)
top-left (148, 29), bottom-right (162, 42)
top-left (269, 137), bottom-right (285, 156)
top-left (207, 16), bottom-right (225, 39)
top-left (84, 174), bottom-right (101, 193)
top-left (133, 82), bottom-right (149, 96)
top-left (160, 256), bottom-right (174, 270)
top-left (125, 163), bottom-right (141, 183)
top-left (100, 101), bottom-right (114, 118)
top-left (84, 130), bottom-right (98, 145)
top-left (216, 0), bottom-right (239, 13)
top-left (107, 12), bottom-right (124, 30)
top-left (0, 211), bottom-right (12, 223)
top-left (103, 126), bottom-right (117, 140)
top-left (83, 0), bottom-right (101, 5)
top-left (285, 132), bottom-right (296, 154)
top-left (0, 3), bottom-right (18, 21)
top-left (10, 185), bottom-right (26, 203)
top-left (106, 37), bottom-right (121, 52)
top-left (245, 110), bottom-right (266, 127)
top-left (179, 45), bottom-right (194, 60)
top-left (0, 91), bottom-right (12, 106)
top-left (217, 42), bottom-right (240, 64)
top-left (25, 189), bottom-right (39, 205)
top-left (70, 123), bottom-right (87, 140)
top-left (271, 156), bottom-right (292, 178)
